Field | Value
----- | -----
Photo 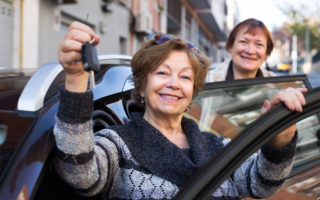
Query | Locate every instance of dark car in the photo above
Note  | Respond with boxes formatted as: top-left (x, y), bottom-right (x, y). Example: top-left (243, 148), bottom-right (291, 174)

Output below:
top-left (0, 55), bottom-right (319, 200)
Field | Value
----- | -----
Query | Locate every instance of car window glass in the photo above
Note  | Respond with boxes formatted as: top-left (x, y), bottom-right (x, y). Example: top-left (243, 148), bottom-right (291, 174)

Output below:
top-left (250, 114), bottom-right (320, 200)
top-left (295, 115), bottom-right (320, 164)
top-left (179, 87), bottom-right (320, 199)
top-left (0, 112), bottom-right (33, 179)
top-left (0, 124), bottom-right (7, 145)
top-left (184, 77), bottom-right (320, 166)
top-left (185, 80), bottom-right (306, 137)
top-left (0, 75), bottom-right (30, 110)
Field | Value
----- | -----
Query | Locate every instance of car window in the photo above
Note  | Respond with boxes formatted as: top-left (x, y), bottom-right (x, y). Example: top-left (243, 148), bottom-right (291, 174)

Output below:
top-left (178, 82), bottom-right (320, 200)
top-left (185, 75), bottom-right (320, 168)
top-left (0, 124), bottom-right (7, 145)
top-left (185, 76), bottom-right (308, 137)
top-left (0, 75), bottom-right (30, 110)
top-left (0, 112), bottom-right (34, 179)
top-left (295, 115), bottom-right (320, 164)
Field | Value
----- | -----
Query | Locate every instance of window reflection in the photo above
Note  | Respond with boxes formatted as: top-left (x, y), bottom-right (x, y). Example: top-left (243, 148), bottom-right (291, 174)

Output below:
top-left (0, 113), bottom-right (33, 180)
top-left (185, 81), bottom-right (305, 137)
top-left (0, 124), bottom-right (7, 145)
top-left (295, 115), bottom-right (320, 163)
top-left (185, 79), bottom-right (320, 167)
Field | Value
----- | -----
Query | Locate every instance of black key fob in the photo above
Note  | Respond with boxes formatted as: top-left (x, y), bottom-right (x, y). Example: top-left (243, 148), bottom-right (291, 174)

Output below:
top-left (81, 41), bottom-right (100, 72)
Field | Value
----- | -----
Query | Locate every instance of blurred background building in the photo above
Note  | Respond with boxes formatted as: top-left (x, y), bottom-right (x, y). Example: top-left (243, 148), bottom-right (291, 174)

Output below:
top-left (266, 1), bottom-right (320, 74)
top-left (0, 0), bottom-right (237, 71)
top-left (1, 0), bottom-right (320, 75)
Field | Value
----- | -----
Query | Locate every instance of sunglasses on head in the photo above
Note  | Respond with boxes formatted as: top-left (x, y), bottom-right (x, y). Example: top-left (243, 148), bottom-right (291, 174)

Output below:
top-left (147, 34), bottom-right (199, 53)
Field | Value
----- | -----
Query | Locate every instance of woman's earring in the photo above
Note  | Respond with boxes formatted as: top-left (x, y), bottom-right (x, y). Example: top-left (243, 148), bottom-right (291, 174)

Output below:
top-left (185, 105), bottom-right (191, 112)
top-left (141, 98), bottom-right (144, 104)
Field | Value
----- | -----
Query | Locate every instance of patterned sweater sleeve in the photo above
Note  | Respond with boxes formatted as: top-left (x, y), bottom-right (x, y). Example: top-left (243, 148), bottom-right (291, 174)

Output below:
top-left (53, 89), bottom-right (119, 196)
top-left (223, 133), bottom-right (297, 198)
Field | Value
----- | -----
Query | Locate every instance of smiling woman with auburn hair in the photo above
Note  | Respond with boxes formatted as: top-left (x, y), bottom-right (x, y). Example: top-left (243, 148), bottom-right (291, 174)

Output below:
top-left (207, 18), bottom-right (275, 81)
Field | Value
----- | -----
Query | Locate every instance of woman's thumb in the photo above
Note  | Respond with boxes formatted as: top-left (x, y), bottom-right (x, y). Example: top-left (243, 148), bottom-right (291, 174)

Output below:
top-left (260, 100), bottom-right (271, 114)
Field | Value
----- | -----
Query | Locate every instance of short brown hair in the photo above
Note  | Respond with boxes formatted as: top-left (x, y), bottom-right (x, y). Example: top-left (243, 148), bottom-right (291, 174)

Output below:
top-left (131, 35), bottom-right (210, 104)
top-left (226, 18), bottom-right (274, 56)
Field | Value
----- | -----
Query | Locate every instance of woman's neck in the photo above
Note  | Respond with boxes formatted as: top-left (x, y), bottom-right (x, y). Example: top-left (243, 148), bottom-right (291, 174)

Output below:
top-left (143, 110), bottom-right (190, 148)
top-left (232, 65), bottom-right (258, 79)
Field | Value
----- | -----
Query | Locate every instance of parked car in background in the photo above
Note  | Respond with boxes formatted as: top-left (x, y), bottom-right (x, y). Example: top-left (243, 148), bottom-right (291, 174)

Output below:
top-left (270, 61), bottom-right (292, 72)
top-left (270, 57), bottom-right (309, 73)
top-left (0, 55), bottom-right (319, 200)
top-left (276, 62), bottom-right (291, 71)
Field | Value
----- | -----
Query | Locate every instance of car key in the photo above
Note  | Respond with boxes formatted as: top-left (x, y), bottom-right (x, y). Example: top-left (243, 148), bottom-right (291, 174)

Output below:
top-left (82, 39), bottom-right (100, 89)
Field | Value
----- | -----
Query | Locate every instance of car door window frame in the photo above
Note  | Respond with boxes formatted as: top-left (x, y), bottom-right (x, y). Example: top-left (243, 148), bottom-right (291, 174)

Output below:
top-left (175, 78), bottom-right (320, 200)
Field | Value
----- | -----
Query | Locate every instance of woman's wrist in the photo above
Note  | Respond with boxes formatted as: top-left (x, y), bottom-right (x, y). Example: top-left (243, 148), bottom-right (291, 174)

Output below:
top-left (57, 88), bottom-right (93, 124)
top-left (65, 72), bottom-right (89, 93)
top-left (268, 125), bottom-right (296, 147)
top-left (262, 132), bottom-right (297, 164)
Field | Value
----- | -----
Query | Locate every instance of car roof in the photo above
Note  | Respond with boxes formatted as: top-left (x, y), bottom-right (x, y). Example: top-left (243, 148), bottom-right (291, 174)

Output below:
top-left (17, 55), bottom-right (132, 112)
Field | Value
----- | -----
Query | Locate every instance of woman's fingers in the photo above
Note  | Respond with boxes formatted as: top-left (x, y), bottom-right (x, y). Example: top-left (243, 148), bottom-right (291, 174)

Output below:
top-left (58, 50), bottom-right (81, 67)
top-left (68, 21), bottom-right (96, 40)
top-left (265, 87), bottom-right (307, 113)
top-left (91, 34), bottom-right (101, 46)
top-left (57, 21), bottom-right (100, 92)
top-left (260, 100), bottom-right (271, 114)
top-left (66, 21), bottom-right (100, 45)
top-left (58, 21), bottom-right (100, 75)
top-left (287, 92), bottom-right (302, 112)
top-left (66, 28), bottom-right (93, 44)
top-left (60, 39), bottom-right (83, 54)
top-left (267, 87), bottom-right (308, 147)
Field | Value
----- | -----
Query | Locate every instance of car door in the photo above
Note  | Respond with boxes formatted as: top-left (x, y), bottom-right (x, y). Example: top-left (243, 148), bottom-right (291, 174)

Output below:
top-left (176, 75), bottom-right (320, 199)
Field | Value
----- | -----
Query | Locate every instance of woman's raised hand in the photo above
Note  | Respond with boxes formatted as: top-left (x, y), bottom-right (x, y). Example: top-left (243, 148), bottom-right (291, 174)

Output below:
top-left (58, 21), bottom-right (100, 92)
top-left (261, 87), bottom-right (307, 147)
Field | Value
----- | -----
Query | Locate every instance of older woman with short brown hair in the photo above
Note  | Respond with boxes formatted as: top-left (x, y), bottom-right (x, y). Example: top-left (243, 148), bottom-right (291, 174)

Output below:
top-left (208, 18), bottom-right (275, 81)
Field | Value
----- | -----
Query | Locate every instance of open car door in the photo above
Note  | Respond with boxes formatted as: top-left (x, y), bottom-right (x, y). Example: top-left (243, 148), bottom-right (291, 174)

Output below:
top-left (177, 75), bottom-right (320, 199)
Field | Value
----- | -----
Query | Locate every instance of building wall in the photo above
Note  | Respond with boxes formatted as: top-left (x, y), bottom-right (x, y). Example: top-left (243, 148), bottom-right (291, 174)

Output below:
top-left (211, 0), bottom-right (226, 32)
top-left (58, 0), bottom-right (131, 55)
top-left (225, 0), bottom-right (236, 33)
top-left (4, 0), bottom-right (229, 71)
top-left (38, 0), bottom-right (131, 68)
top-left (130, 0), bottom-right (164, 54)
top-left (0, 0), bottom-right (13, 69)
top-left (39, 0), bottom-right (60, 66)
top-left (23, 0), bottom-right (40, 69)
top-left (12, 0), bottom-right (20, 70)
top-left (149, 0), bottom-right (162, 33)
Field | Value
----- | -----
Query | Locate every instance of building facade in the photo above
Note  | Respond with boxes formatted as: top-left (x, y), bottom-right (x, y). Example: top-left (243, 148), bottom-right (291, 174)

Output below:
top-left (0, 0), bottom-right (235, 71)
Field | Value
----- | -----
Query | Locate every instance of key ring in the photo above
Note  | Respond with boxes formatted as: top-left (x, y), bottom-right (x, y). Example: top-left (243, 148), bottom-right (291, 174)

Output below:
top-left (89, 36), bottom-right (96, 44)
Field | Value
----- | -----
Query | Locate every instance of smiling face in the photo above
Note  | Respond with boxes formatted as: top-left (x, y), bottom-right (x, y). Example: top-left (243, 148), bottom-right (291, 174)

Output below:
top-left (141, 51), bottom-right (194, 120)
top-left (229, 27), bottom-right (268, 78)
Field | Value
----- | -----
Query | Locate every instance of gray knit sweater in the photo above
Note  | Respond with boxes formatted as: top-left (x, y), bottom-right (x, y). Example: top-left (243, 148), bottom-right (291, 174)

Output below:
top-left (53, 89), bottom-right (297, 200)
